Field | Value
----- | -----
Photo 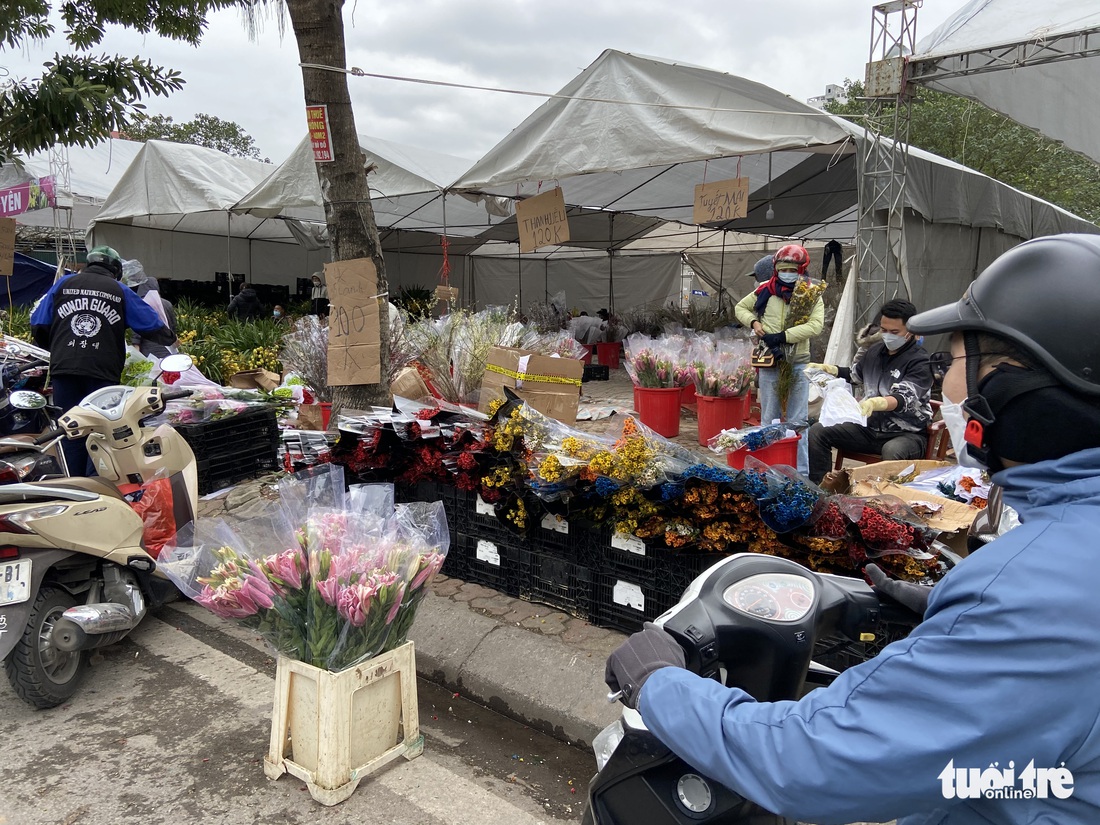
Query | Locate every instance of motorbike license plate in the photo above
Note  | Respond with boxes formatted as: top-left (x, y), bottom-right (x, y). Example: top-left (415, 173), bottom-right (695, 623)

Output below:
top-left (0, 559), bottom-right (31, 606)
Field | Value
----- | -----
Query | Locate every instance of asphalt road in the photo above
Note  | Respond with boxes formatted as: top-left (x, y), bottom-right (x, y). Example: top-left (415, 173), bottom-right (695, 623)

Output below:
top-left (1, 601), bottom-right (595, 825)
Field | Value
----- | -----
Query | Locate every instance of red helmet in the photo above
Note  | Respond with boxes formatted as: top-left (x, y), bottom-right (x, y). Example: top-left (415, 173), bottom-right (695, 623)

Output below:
top-left (773, 244), bottom-right (810, 275)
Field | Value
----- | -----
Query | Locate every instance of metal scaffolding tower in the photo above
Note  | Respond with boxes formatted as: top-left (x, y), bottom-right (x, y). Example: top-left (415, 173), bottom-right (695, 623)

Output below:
top-left (47, 144), bottom-right (80, 269)
top-left (854, 0), bottom-right (920, 326)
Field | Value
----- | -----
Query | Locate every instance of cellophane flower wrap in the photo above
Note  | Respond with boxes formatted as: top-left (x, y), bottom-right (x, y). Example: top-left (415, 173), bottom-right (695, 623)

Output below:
top-left (836, 494), bottom-right (939, 558)
top-left (708, 421), bottom-right (797, 454)
top-left (692, 335), bottom-right (754, 398)
top-left (159, 465), bottom-right (450, 672)
top-left (623, 334), bottom-right (684, 388)
top-left (741, 456), bottom-right (827, 533)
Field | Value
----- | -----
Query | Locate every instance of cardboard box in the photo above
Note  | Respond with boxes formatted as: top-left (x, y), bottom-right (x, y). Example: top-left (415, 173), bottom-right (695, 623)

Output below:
top-left (846, 460), bottom-right (978, 534)
top-left (229, 369), bottom-right (281, 392)
top-left (390, 366), bottom-right (431, 402)
top-left (478, 346), bottom-right (584, 423)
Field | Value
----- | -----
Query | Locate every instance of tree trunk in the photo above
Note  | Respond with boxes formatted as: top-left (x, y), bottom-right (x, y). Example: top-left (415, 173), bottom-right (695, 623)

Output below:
top-left (286, 0), bottom-right (390, 414)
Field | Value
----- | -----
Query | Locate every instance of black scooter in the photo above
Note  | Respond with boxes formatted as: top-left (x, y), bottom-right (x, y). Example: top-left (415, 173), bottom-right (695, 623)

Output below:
top-left (584, 553), bottom-right (918, 825)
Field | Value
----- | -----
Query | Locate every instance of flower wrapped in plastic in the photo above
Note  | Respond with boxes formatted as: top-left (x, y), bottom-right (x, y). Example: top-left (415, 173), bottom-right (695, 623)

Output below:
top-left (708, 421), bottom-right (800, 454)
top-left (741, 456), bottom-right (828, 533)
top-left (623, 334), bottom-right (685, 388)
top-left (158, 466), bottom-right (450, 672)
top-left (835, 494), bottom-right (940, 559)
top-left (691, 335), bottom-right (754, 398)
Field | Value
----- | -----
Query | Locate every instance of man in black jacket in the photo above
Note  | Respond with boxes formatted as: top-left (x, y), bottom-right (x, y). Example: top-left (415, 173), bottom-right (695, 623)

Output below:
top-left (805, 299), bottom-right (933, 483)
top-left (228, 282), bottom-right (263, 320)
top-left (31, 245), bottom-right (176, 475)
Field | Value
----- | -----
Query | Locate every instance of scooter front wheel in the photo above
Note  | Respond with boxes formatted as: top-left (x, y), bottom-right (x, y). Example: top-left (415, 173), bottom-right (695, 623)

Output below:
top-left (4, 586), bottom-right (88, 708)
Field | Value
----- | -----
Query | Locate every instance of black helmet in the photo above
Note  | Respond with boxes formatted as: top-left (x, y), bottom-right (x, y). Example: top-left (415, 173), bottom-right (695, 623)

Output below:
top-left (908, 233), bottom-right (1100, 397)
top-left (86, 245), bottom-right (124, 280)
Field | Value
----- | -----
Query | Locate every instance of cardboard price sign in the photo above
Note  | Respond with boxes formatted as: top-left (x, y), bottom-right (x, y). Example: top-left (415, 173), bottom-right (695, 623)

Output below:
top-left (325, 257), bottom-right (382, 386)
top-left (693, 177), bottom-right (750, 224)
top-left (306, 105), bottom-right (334, 163)
top-left (516, 187), bottom-right (570, 253)
top-left (0, 218), bottom-right (16, 277)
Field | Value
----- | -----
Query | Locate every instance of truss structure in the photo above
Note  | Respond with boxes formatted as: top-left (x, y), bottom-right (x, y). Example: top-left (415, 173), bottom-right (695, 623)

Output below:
top-left (854, 0), bottom-right (920, 326)
top-left (909, 25), bottom-right (1100, 83)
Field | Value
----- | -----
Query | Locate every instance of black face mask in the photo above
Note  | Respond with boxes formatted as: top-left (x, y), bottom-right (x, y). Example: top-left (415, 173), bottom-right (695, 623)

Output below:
top-left (977, 364), bottom-right (1100, 470)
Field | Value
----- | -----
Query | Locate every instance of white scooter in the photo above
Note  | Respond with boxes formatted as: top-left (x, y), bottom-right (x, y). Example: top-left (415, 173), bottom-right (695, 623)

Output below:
top-left (0, 355), bottom-right (197, 708)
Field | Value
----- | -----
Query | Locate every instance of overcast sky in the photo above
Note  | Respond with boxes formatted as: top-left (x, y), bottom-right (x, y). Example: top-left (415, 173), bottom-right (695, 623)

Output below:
top-left (4, 1), bottom-right (961, 165)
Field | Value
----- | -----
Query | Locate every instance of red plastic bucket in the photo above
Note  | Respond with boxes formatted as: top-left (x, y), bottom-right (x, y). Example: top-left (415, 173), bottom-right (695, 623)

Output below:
top-left (680, 383), bottom-right (697, 405)
top-left (320, 402), bottom-right (332, 430)
top-left (581, 344), bottom-right (595, 365)
top-left (696, 394), bottom-right (745, 446)
top-left (635, 386), bottom-right (682, 438)
top-left (597, 341), bottom-right (621, 369)
top-left (726, 434), bottom-right (800, 469)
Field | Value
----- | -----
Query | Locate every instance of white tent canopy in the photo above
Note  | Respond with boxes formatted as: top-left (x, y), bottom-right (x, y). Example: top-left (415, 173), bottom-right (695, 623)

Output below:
top-left (2, 139), bottom-right (145, 235)
top-left (910, 0), bottom-right (1100, 166)
top-left (455, 50), bottom-right (1095, 241)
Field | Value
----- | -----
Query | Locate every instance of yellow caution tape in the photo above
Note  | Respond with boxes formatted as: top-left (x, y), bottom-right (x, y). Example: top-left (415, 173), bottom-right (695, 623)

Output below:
top-left (486, 364), bottom-right (582, 387)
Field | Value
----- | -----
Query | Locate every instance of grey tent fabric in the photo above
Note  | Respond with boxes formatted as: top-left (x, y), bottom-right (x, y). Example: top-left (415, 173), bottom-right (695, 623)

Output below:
top-left (911, 0), bottom-right (1100, 165)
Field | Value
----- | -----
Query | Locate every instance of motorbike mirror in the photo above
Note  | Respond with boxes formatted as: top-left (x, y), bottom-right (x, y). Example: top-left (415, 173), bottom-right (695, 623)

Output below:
top-left (8, 390), bottom-right (47, 410)
top-left (159, 354), bottom-right (194, 374)
top-left (4, 342), bottom-right (23, 357)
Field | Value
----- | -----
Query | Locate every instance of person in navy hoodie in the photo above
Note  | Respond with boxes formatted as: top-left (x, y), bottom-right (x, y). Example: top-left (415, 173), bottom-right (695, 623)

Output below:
top-left (606, 234), bottom-right (1100, 824)
top-left (31, 246), bottom-right (175, 475)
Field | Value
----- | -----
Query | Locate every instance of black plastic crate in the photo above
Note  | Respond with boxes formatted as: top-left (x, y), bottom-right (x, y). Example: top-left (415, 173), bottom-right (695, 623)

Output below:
top-left (590, 527), bottom-right (661, 578)
top-left (440, 543), bottom-right (469, 580)
top-left (527, 510), bottom-right (587, 561)
top-left (662, 551), bottom-right (729, 600)
top-left (582, 364), bottom-right (609, 382)
top-left (459, 531), bottom-right (521, 596)
top-left (517, 548), bottom-right (594, 620)
top-left (175, 407), bottom-right (280, 460)
top-left (458, 492), bottom-right (516, 543)
top-left (196, 449), bottom-right (281, 494)
top-left (592, 572), bottom-right (676, 634)
top-left (813, 620), bottom-right (916, 671)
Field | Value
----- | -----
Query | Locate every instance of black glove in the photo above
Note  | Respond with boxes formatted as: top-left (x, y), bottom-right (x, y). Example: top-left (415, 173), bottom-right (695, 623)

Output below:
top-left (604, 622), bottom-right (686, 709)
top-left (761, 331), bottom-right (787, 349)
top-left (866, 563), bottom-right (932, 617)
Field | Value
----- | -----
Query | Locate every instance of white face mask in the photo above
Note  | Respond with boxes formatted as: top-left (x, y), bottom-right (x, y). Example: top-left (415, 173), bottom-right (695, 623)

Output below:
top-left (777, 271), bottom-right (799, 284)
top-left (940, 391), bottom-right (987, 469)
top-left (881, 332), bottom-right (909, 351)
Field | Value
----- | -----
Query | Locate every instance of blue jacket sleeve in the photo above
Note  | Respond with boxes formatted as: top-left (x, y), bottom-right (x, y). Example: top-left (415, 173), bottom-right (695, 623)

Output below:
top-left (122, 287), bottom-right (172, 338)
top-left (638, 522), bottom-right (1086, 825)
top-left (30, 279), bottom-right (62, 348)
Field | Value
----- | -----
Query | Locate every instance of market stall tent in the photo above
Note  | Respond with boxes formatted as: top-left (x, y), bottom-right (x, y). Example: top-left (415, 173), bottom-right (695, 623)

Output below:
top-left (909, 0), bottom-right (1100, 166)
top-left (453, 49), bottom-right (1098, 360)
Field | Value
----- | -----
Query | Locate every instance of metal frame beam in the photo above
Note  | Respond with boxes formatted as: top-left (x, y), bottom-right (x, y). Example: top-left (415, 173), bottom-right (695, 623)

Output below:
top-left (909, 26), bottom-right (1100, 83)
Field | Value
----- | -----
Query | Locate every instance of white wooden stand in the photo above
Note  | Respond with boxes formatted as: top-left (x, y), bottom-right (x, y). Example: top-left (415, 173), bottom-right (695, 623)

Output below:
top-left (263, 641), bottom-right (423, 805)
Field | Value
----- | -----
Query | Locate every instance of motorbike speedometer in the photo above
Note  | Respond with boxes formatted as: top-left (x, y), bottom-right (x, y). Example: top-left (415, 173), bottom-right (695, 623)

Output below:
top-left (723, 573), bottom-right (816, 623)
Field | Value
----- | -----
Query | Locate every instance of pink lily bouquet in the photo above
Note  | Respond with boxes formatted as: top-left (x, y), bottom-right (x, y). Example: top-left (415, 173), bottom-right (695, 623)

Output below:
top-left (159, 466), bottom-right (449, 672)
top-left (623, 334), bottom-right (688, 388)
top-left (692, 335), bottom-right (755, 398)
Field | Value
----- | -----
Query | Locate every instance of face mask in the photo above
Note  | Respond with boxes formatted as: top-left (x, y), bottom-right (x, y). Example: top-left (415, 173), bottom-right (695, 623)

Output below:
top-left (273, 312), bottom-right (282, 318)
top-left (777, 271), bottom-right (799, 284)
top-left (940, 391), bottom-right (987, 469)
top-left (881, 332), bottom-right (909, 351)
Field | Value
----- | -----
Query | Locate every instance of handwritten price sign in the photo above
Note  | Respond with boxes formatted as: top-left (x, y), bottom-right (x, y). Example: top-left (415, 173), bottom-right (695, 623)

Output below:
top-left (325, 257), bottom-right (382, 386)
top-left (693, 177), bottom-right (750, 225)
top-left (516, 187), bottom-right (571, 253)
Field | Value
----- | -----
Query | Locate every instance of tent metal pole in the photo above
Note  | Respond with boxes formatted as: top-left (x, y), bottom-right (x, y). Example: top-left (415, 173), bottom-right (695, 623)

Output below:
top-left (226, 212), bottom-right (232, 280)
top-left (718, 232), bottom-right (726, 311)
top-left (608, 213), bottom-right (615, 313)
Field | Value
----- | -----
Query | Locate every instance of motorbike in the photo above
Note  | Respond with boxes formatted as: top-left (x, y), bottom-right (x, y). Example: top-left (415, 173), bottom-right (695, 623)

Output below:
top-left (0, 354), bottom-right (198, 708)
top-left (583, 552), bottom-right (921, 825)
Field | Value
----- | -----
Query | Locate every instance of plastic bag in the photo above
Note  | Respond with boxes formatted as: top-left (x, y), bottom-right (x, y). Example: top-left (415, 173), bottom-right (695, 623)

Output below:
top-left (837, 494), bottom-right (940, 557)
top-left (741, 456), bottom-right (827, 533)
top-left (818, 378), bottom-right (866, 428)
top-left (125, 476), bottom-right (175, 557)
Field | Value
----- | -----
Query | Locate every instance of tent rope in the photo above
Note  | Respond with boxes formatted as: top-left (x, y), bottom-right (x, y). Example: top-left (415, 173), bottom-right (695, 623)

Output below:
top-left (298, 63), bottom-right (860, 118)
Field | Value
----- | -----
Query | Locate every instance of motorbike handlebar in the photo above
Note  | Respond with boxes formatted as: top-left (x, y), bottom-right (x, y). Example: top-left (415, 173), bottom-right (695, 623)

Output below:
top-left (19, 359), bottom-right (49, 372)
top-left (160, 389), bottom-right (194, 402)
top-left (33, 428), bottom-right (64, 446)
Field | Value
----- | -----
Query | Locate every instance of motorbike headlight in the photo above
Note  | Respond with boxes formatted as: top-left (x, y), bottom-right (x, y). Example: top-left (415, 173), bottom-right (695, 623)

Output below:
top-left (592, 719), bottom-right (625, 772)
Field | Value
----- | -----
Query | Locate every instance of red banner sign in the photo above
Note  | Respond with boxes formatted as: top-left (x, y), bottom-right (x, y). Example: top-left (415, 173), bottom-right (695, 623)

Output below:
top-left (306, 105), bottom-right (334, 163)
top-left (0, 176), bottom-right (56, 218)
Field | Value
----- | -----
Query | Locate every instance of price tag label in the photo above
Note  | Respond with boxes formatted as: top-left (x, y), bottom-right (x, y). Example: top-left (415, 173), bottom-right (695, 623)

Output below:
top-left (476, 540), bottom-right (501, 567)
top-left (516, 187), bottom-right (570, 252)
top-left (475, 495), bottom-right (495, 516)
top-left (693, 177), bottom-right (749, 224)
top-left (613, 580), bottom-right (645, 612)
top-left (541, 513), bottom-right (569, 534)
top-left (611, 531), bottom-right (646, 556)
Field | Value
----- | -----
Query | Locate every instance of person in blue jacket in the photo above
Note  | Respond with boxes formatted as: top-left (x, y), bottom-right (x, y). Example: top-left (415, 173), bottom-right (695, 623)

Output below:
top-left (31, 245), bottom-right (175, 475)
top-left (605, 233), bottom-right (1100, 824)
